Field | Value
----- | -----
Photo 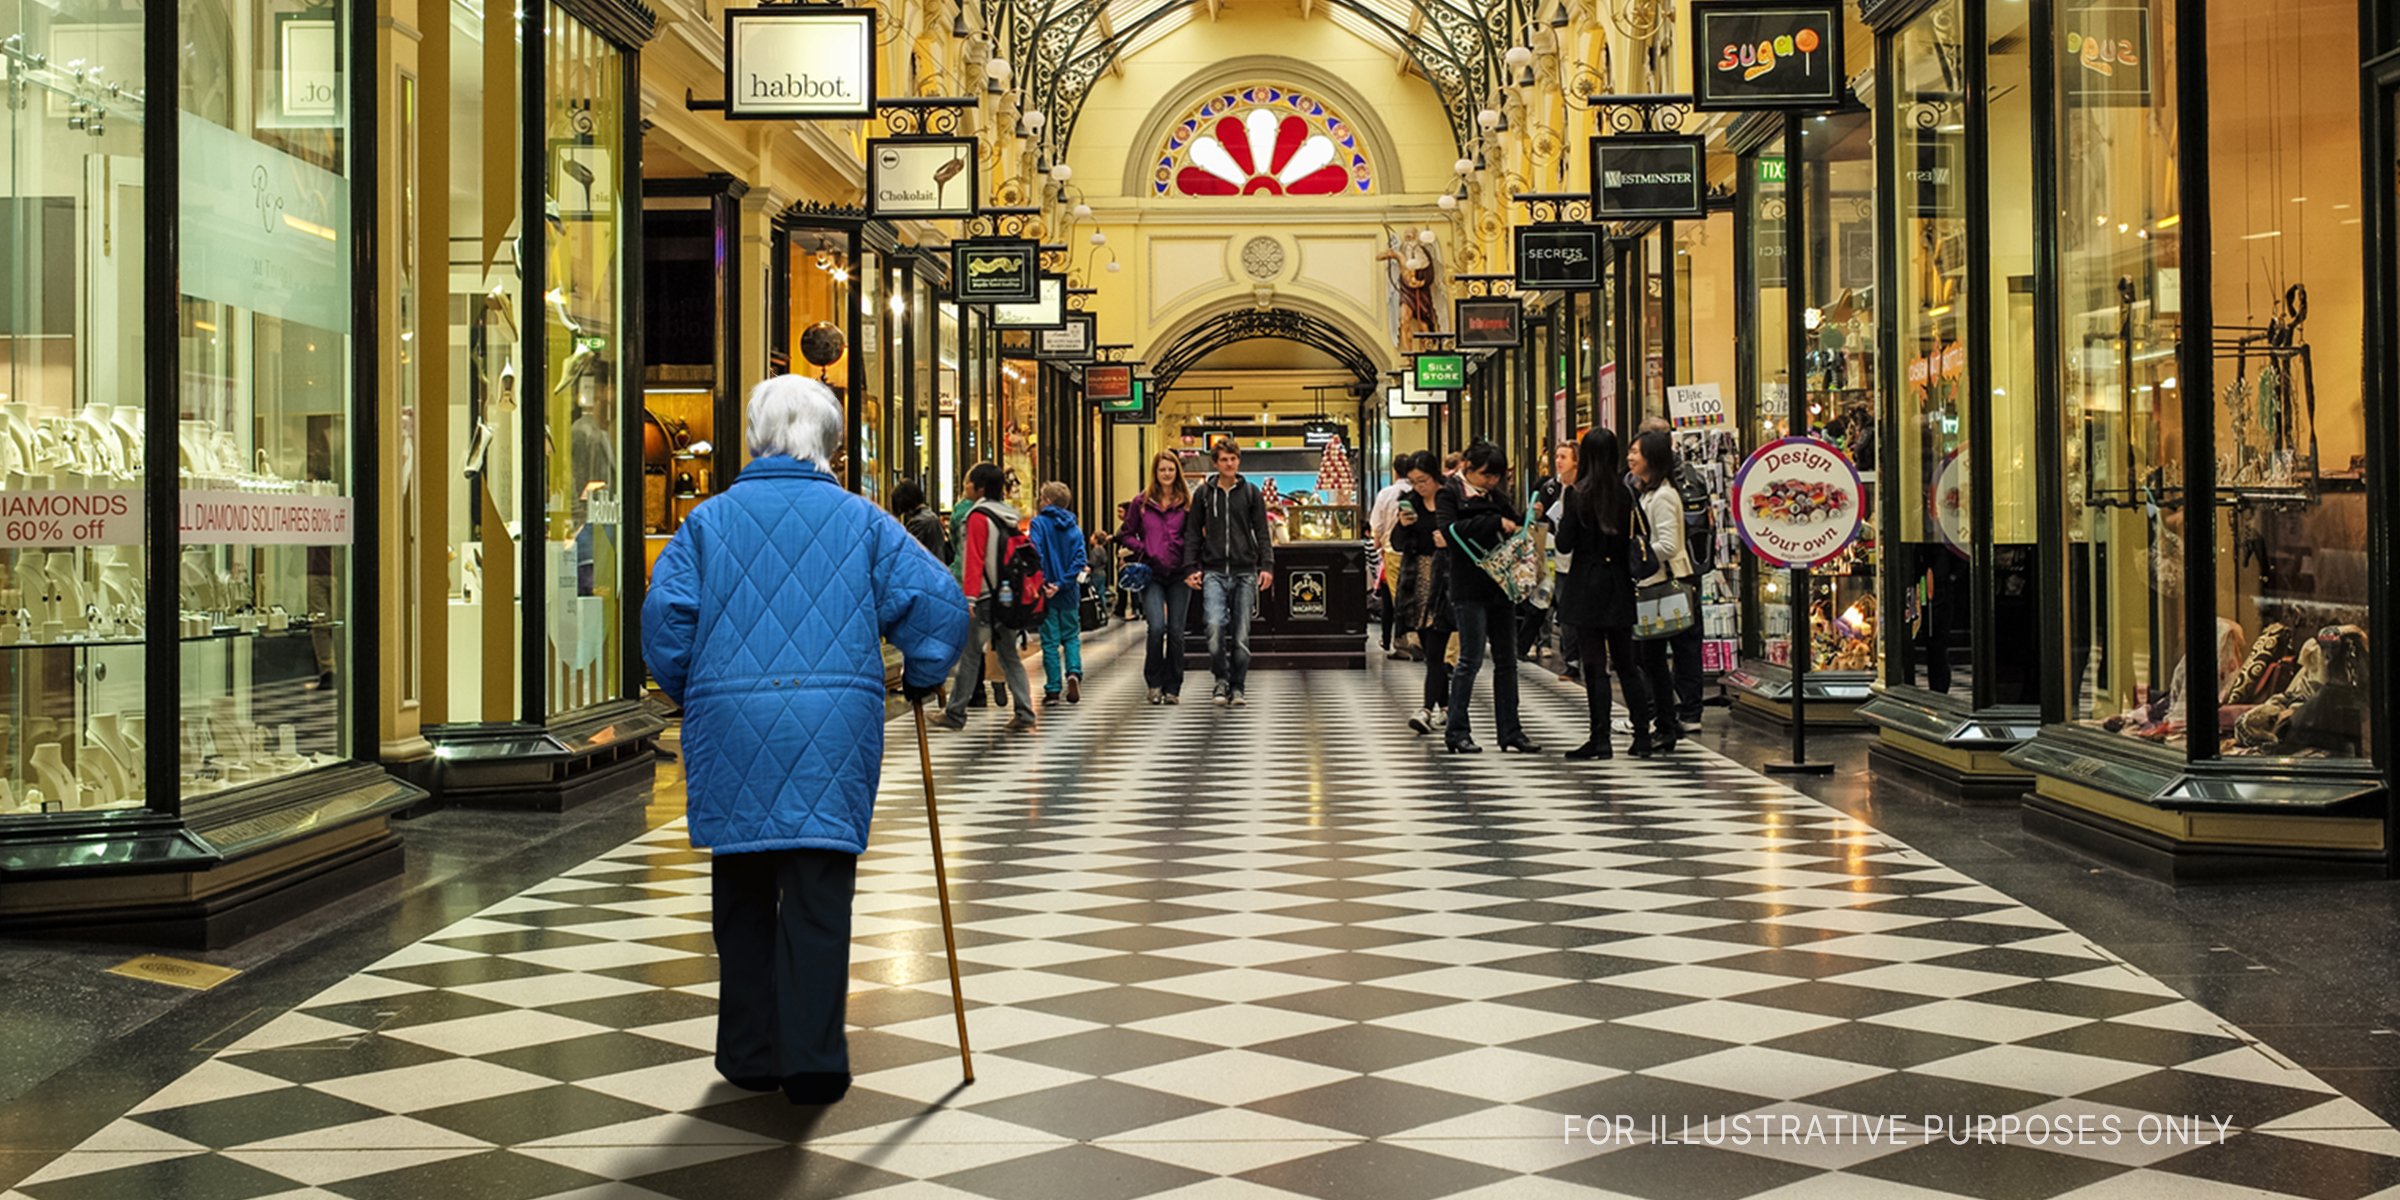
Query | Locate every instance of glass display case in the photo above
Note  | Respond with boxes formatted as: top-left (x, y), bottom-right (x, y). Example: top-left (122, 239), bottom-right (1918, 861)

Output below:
top-left (2004, 0), bottom-right (2389, 877)
top-left (640, 177), bottom-right (744, 585)
top-left (415, 0), bottom-right (662, 807)
top-left (1860, 0), bottom-right (2048, 798)
top-left (0, 0), bottom-right (421, 943)
top-left (1280, 505), bottom-right (1360, 544)
top-left (1726, 113), bottom-right (1879, 724)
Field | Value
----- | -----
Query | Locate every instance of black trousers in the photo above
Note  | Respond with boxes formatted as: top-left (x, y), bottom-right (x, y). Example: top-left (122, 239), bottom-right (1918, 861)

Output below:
top-left (1448, 599), bottom-right (1523, 742)
top-left (1664, 617), bottom-right (1706, 724)
top-left (1421, 620), bottom-right (1454, 709)
top-left (711, 848), bottom-right (857, 1083)
top-left (1571, 623), bottom-right (1652, 747)
top-left (1639, 634), bottom-right (1688, 740)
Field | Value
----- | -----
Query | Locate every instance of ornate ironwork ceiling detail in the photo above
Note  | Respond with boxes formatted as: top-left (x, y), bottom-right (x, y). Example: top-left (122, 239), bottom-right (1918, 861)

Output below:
top-left (1150, 308), bottom-right (1381, 397)
top-left (965, 0), bottom-right (1528, 166)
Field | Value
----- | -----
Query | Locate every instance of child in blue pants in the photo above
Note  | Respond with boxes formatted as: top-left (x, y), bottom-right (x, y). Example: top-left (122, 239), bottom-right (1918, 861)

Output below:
top-left (1029, 482), bottom-right (1090, 704)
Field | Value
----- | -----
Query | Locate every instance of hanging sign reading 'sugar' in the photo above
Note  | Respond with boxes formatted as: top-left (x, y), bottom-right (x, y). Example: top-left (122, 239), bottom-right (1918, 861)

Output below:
top-left (1689, 1), bottom-right (1845, 112)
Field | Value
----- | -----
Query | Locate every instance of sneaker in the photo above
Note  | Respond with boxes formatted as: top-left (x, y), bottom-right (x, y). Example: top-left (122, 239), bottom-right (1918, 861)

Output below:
top-left (935, 713), bottom-right (967, 731)
top-left (1041, 692), bottom-right (1061, 708)
top-left (1066, 674), bottom-right (1082, 704)
top-left (1163, 692), bottom-right (1181, 705)
top-left (1611, 717), bottom-right (1635, 736)
top-left (1408, 707), bottom-right (1436, 735)
top-left (1230, 690), bottom-right (1247, 708)
top-left (1006, 714), bottom-right (1037, 733)
top-left (1212, 683), bottom-right (1231, 707)
top-left (1147, 688), bottom-right (1164, 705)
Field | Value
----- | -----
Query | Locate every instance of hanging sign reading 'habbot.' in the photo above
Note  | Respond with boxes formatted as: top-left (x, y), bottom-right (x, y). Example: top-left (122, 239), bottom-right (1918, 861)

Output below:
top-left (1732, 435), bottom-right (1863, 569)
top-left (723, 8), bottom-right (876, 120)
top-left (1690, 1), bottom-right (1845, 112)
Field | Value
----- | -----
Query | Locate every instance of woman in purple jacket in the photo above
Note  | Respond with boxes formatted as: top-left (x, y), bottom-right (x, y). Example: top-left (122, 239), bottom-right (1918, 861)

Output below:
top-left (1118, 449), bottom-right (1193, 704)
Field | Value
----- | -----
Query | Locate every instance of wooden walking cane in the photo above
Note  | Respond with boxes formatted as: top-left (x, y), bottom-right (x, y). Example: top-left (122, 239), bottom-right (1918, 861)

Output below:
top-left (911, 700), bottom-right (975, 1084)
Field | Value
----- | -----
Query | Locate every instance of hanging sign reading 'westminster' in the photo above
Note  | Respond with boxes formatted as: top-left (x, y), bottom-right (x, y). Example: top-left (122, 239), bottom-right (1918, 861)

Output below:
top-left (1690, 1), bottom-right (1845, 112)
top-left (867, 138), bottom-right (978, 220)
top-left (1455, 299), bottom-right (1522, 350)
top-left (1514, 226), bottom-right (1603, 290)
top-left (1591, 135), bottom-right (1707, 220)
top-left (951, 239), bottom-right (1040, 306)
top-left (723, 8), bottom-right (876, 120)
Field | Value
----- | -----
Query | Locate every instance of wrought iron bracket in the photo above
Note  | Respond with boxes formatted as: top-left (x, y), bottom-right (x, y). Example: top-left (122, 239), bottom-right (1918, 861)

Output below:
top-left (1577, 90), bottom-right (1697, 134)
top-left (877, 97), bottom-right (976, 137)
top-left (965, 207), bottom-right (1041, 239)
top-left (1454, 273), bottom-right (1516, 299)
top-left (1511, 192), bottom-right (1592, 225)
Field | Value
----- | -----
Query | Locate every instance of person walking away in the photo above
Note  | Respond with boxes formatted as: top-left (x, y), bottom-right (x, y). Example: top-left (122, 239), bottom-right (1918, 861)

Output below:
top-left (1184, 440), bottom-right (1275, 707)
top-left (1438, 441), bottom-right (1539, 755)
top-left (1553, 427), bottom-right (1658, 759)
top-left (1030, 481), bottom-right (1090, 705)
top-left (643, 375), bottom-right (968, 1106)
top-left (1369, 456), bottom-right (1410, 654)
top-left (1535, 441), bottom-right (1582, 682)
top-left (1120, 450), bottom-right (1192, 704)
top-left (892, 479), bottom-right (949, 563)
top-left (1630, 429), bottom-right (1695, 753)
top-left (1392, 451), bottom-right (1453, 730)
top-left (938, 462), bottom-right (1040, 732)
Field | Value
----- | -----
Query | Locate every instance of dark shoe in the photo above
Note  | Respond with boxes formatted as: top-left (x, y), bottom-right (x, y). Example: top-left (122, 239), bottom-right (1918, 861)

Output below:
top-left (782, 1072), bottom-right (851, 1106)
top-left (1655, 725), bottom-right (1682, 754)
top-left (1499, 735), bottom-right (1542, 754)
top-left (724, 1074), bottom-right (781, 1093)
top-left (1065, 674), bottom-right (1082, 704)
top-left (1041, 692), bottom-right (1061, 708)
top-left (1565, 740), bottom-right (1612, 761)
top-left (1445, 735), bottom-right (1483, 754)
top-left (1629, 735), bottom-right (1657, 759)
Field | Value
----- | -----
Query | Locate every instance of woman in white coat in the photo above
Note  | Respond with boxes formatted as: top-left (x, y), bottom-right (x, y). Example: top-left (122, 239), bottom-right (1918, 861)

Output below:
top-left (1628, 430), bottom-right (1693, 754)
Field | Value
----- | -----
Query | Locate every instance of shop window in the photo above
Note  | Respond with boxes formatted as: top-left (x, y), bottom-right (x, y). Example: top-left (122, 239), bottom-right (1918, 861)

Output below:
top-left (0, 0), bottom-right (148, 815)
top-left (541, 5), bottom-right (624, 718)
top-left (1888, 0), bottom-right (1972, 699)
top-left (1155, 85), bottom-right (1373, 197)
top-left (2199, 0), bottom-right (2369, 761)
top-left (441, 0), bottom-right (523, 725)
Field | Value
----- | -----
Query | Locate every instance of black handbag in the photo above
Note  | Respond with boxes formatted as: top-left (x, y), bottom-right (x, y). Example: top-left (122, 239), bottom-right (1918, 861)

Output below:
top-left (1079, 581), bottom-right (1106, 633)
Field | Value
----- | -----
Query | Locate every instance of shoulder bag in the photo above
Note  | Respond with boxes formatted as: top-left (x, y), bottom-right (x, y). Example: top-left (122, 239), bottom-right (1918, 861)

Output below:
top-left (1630, 500), bottom-right (1698, 642)
top-left (1454, 521), bottom-right (1543, 606)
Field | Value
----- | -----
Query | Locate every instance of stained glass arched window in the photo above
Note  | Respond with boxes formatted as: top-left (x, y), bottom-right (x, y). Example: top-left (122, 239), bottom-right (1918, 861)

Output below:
top-left (1154, 86), bottom-right (1374, 197)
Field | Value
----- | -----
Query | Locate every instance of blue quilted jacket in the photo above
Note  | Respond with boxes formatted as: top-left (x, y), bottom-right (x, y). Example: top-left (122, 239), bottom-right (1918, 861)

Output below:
top-left (642, 457), bottom-right (969, 855)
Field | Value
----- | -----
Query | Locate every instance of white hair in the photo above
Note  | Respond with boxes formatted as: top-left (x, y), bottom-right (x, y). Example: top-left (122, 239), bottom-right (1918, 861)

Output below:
top-left (746, 374), bottom-right (846, 465)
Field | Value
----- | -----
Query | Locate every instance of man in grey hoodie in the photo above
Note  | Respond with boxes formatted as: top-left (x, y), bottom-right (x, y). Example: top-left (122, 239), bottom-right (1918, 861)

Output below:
top-left (1183, 441), bottom-right (1276, 707)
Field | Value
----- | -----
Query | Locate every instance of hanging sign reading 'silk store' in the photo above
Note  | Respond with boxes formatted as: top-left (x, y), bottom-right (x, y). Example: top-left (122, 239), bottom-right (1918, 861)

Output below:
top-left (723, 8), bottom-right (875, 120)
top-left (1689, 1), bottom-right (1844, 112)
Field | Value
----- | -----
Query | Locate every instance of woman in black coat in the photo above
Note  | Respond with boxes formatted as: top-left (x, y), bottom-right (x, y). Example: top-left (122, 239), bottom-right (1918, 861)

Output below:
top-left (1390, 451), bottom-right (1454, 734)
top-left (1437, 441), bottom-right (1538, 755)
top-left (1552, 427), bottom-right (1658, 759)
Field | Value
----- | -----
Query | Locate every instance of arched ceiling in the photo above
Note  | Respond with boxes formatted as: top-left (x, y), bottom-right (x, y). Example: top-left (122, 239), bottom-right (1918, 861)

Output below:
top-left (962, 0), bottom-right (1542, 158)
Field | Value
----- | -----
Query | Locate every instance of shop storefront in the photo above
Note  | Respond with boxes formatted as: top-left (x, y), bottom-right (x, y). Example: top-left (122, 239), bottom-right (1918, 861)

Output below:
top-left (1859, 0), bottom-right (2047, 797)
top-left (0, 0), bottom-right (421, 942)
top-left (413, 0), bottom-right (663, 808)
top-left (1723, 105), bottom-right (1884, 725)
top-left (1998, 0), bottom-right (2391, 877)
top-left (641, 175), bottom-right (744, 583)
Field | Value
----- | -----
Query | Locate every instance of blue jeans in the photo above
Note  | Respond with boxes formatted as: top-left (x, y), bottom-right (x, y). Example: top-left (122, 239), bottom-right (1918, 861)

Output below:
top-left (1141, 580), bottom-right (1190, 695)
top-left (1448, 599), bottom-right (1522, 742)
top-left (1040, 599), bottom-right (1084, 694)
top-left (1201, 571), bottom-right (1258, 692)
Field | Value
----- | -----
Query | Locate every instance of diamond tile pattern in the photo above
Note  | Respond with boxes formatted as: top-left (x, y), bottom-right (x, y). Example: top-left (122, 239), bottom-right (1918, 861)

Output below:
top-left (14, 639), bottom-right (2400, 1200)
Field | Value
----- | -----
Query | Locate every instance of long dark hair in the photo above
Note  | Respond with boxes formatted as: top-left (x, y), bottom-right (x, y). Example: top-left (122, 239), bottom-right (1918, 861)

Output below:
top-left (1572, 426), bottom-right (1631, 535)
top-left (966, 462), bottom-right (1007, 501)
top-left (1632, 430), bottom-right (1678, 490)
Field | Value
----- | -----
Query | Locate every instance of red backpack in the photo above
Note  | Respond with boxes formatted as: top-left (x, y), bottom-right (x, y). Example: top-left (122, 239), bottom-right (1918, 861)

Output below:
top-left (993, 525), bottom-right (1049, 630)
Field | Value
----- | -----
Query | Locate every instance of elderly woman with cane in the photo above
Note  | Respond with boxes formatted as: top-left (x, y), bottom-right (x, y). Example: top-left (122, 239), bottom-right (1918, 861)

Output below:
top-left (643, 374), bottom-right (969, 1106)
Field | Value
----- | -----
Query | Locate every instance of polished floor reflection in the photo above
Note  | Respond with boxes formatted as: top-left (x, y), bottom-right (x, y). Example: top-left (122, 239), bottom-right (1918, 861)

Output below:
top-left (7, 650), bottom-right (2400, 1200)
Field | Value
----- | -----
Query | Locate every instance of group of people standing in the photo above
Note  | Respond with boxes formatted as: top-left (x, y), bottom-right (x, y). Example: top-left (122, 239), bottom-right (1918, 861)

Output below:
top-left (1378, 418), bottom-right (1712, 759)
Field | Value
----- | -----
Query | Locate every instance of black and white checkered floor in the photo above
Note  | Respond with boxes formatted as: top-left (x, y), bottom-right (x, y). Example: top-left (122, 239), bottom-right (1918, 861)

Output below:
top-left (14, 650), bottom-right (2400, 1200)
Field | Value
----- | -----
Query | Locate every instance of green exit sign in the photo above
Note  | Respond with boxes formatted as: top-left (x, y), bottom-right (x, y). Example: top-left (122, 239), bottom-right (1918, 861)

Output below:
top-left (1758, 157), bottom-right (1786, 185)
top-left (1413, 353), bottom-right (1465, 391)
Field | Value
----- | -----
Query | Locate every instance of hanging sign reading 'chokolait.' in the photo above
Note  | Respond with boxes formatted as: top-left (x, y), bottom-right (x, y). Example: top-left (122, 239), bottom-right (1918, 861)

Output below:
top-left (867, 138), bottom-right (978, 220)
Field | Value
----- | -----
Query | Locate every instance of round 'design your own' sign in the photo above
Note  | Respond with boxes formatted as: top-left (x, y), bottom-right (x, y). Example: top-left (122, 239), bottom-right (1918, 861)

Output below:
top-left (1732, 434), bottom-right (1865, 570)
